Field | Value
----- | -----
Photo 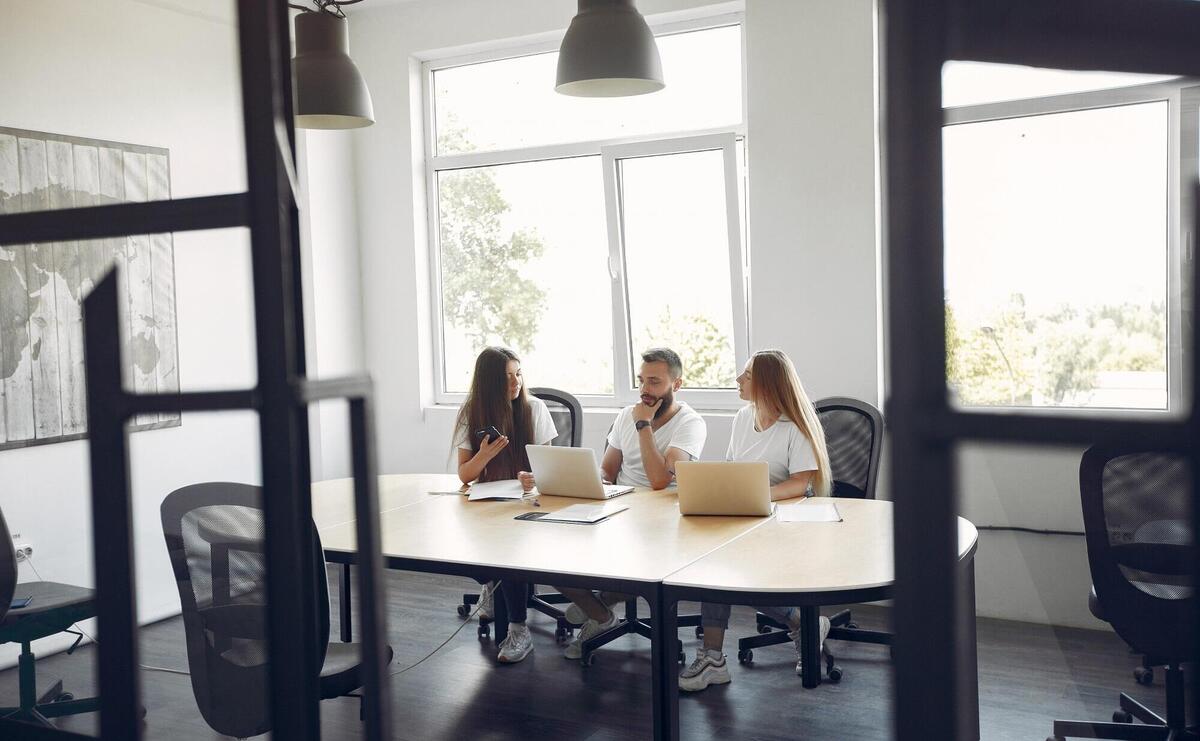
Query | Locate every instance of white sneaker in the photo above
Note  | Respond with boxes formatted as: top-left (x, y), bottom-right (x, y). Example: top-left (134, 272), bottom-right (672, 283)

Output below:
top-left (563, 610), bottom-right (618, 660)
top-left (564, 592), bottom-right (624, 626)
top-left (678, 649), bottom-right (731, 692)
top-left (788, 615), bottom-right (832, 675)
top-left (497, 623), bottom-right (533, 663)
top-left (564, 600), bottom-right (587, 626)
top-left (478, 581), bottom-right (496, 621)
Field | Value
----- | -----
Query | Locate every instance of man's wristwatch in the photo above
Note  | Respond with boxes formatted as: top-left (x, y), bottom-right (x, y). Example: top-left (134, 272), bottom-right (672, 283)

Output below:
top-left (635, 420), bottom-right (652, 431)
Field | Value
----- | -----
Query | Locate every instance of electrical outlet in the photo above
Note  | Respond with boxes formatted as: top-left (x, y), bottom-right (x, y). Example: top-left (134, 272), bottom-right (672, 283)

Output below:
top-left (13, 543), bottom-right (32, 562)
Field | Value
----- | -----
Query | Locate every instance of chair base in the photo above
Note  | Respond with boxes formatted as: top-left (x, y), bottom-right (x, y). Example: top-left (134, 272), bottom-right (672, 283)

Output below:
top-left (1049, 665), bottom-right (1194, 741)
top-left (572, 599), bottom-right (702, 667)
top-left (735, 611), bottom-right (843, 682)
top-left (0, 642), bottom-right (100, 727)
top-left (460, 585), bottom-right (578, 643)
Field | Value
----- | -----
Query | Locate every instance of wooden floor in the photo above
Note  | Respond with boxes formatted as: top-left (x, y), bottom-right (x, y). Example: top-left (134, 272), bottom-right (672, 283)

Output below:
top-left (0, 568), bottom-right (1184, 740)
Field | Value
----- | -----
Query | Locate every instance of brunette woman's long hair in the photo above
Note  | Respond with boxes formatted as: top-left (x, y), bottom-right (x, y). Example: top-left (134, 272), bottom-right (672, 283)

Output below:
top-left (453, 346), bottom-right (535, 482)
top-left (748, 349), bottom-right (833, 497)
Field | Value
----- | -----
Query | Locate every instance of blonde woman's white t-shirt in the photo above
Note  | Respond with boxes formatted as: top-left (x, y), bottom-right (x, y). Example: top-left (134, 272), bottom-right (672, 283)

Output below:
top-left (453, 396), bottom-right (558, 451)
top-left (725, 405), bottom-right (817, 486)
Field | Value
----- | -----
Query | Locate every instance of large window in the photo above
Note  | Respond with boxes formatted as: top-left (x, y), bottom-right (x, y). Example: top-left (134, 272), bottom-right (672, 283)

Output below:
top-left (942, 64), bottom-right (1196, 411)
top-left (425, 19), bottom-right (746, 405)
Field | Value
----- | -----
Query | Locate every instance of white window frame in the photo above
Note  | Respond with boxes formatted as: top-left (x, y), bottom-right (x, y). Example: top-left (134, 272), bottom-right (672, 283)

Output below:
top-left (421, 13), bottom-right (749, 409)
top-left (942, 76), bottom-right (1197, 415)
top-left (601, 133), bottom-right (749, 407)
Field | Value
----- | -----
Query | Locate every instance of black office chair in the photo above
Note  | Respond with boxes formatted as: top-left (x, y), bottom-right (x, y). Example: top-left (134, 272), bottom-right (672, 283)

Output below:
top-left (161, 483), bottom-right (392, 739)
top-left (737, 396), bottom-right (887, 681)
top-left (0, 507), bottom-right (100, 727)
top-left (1048, 447), bottom-right (1196, 741)
top-left (1089, 584), bottom-right (1170, 688)
top-left (457, 388), bottom-right (582, 643)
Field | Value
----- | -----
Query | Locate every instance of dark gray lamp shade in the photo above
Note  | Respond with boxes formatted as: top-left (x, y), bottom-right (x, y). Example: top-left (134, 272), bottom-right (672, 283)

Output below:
top-left (555, 0), bottom-right (664, 97)
top-left (293, 11), bottom-right (375, 129)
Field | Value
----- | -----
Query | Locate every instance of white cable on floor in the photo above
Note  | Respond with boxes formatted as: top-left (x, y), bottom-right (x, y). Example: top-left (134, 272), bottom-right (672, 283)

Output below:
top-left (24, 554), bottom-right (492, 679)
top-left (390, 599), bottom-right (485, 678)
top-left (23, 554), bottom-right (191, 677)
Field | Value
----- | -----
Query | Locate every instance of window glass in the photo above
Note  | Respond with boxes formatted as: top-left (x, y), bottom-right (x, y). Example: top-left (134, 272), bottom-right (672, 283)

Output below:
top-left (434, 25), bottom-right (742, 155)
top-left (942, 61), bottom-right (1176, 108)
top-left (943, 102), bottom-right (1169, 409)
top-left (619, 148), bottom-right (738, 389)
top-left (437, 157), bottom-right (613, 394)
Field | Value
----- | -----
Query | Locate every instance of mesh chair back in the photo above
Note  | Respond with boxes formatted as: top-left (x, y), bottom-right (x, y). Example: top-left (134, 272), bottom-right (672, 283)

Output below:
top-left (160, 483), bottom-right (331, 738)
top-left (531, 387), bottom-right (583, 447)
top-left (815, 397), bottom-right (883, 499)
top-left (0, 508), bottom-right (16, 621)
top-left (1081, 446), bottom-right (1196, 661)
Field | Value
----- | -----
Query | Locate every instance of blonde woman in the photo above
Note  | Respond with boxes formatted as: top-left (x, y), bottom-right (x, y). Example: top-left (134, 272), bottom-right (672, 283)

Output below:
top-left (679, 349), bottom-right (833, 692)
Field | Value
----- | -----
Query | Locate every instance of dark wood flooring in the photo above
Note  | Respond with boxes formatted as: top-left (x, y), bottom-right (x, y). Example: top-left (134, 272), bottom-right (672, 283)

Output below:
top-left (0, 568), bottom-right (1186, 740)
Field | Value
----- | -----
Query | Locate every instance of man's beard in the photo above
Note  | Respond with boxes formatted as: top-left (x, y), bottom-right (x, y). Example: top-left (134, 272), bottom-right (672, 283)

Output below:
top-left (647, 389), bottom-right (675, 419)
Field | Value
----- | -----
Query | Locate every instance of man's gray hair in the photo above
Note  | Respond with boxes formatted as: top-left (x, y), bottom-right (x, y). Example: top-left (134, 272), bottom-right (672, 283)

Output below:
top-left (641, 347), bottom-right (683, 379)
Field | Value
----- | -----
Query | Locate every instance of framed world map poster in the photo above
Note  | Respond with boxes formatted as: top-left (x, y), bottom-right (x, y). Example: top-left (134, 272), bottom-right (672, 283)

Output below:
top-left (0, 126), bottom-right (181, 450)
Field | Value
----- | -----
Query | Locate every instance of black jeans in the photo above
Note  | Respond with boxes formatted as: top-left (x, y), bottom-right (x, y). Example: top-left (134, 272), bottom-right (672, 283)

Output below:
top-left (497, 580), bottom-right (529, 623)
top-left (473, 577), bottom-right (529, 623)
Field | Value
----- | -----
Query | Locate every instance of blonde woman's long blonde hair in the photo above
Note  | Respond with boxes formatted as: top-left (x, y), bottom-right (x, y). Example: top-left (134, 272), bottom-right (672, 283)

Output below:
top-left (748, 349), bottom-right (832, 497)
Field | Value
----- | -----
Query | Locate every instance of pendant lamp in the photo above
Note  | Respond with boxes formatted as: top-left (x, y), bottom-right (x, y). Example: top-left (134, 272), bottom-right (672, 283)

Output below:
top-left (293, 7), bottom-right (375, 129)
top-left (555, 0), bottom-right (664, 97)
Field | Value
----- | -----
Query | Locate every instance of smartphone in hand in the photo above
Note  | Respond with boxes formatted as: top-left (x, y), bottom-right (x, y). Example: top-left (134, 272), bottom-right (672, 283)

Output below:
top-left (475, 425), bottom-right (503, 443)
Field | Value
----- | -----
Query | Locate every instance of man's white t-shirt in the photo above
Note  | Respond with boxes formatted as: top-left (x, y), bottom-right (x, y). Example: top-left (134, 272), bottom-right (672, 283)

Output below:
top-left (453, 396), bottom-right (558, 452)
top-left (726, 405), bottom-right (818, 486)
top-left (607, 402), bottom-right (707, 488)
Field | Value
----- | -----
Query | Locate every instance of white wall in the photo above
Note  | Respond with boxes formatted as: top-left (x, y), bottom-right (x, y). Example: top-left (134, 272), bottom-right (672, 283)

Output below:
top-left (344, 0), bottom-right (1105, 631)
top-left (299, 128), bottom-right (369, 480)
top-left (0, 0), bottom-right (263, 667)
top-left (347, 0), bottom-right (880, 465)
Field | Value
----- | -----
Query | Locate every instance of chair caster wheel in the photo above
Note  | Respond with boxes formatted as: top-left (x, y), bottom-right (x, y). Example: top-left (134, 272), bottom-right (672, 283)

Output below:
top-left (695, 626), bottom-right (704, 639)
top-left (582, 653), bottom-right (596, 667)
top-left (677, 640), bottom-right (686, 664)
top-left (757, 625), bottom-right (772, 634)
top-left (827, 665), bottom-right (842, 683)
top-left (56, 693), bottom-right (74, 702)
top-left (738, 649), bottom-right (753, 665)
top-left (555, 626), bottom-right (572, 643)
top-left (457, 604), bottom-right (470, 618)
top-left (477, 624), bottom-right (490, 639)
top-left (1134, 667), bottom-right (1153, 685)
top-left (846, 622), bottom-right (858, 630)
top-left (1113, 710), bottom-right (1133, 723)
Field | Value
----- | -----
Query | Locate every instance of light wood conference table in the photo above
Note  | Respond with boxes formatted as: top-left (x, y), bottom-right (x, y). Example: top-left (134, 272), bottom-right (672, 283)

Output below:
top-left (316, 475), bottom-right (980, 741)
top-left (313, 473), bottom-right (464, 642)
top-left (660, 498), bottom-right (980, 740)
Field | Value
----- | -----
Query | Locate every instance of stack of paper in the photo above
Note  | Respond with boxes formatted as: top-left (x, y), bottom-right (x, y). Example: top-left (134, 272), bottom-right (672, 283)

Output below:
top-left (539, 502), bottom-right (628, 523)
top-left (466, 480), bottom-right (526, 501)
top-left (776, 500), bottom-right (842, 523)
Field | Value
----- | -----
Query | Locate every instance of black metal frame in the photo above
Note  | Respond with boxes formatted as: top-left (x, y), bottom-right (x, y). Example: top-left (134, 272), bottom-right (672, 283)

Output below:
top-left (884, 0), bottom-right (1200, 738)
top-left (0, 2), bottom-right (391, 739)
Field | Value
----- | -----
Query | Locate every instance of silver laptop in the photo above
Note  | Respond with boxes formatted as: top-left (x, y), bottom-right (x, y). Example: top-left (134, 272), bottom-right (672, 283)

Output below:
top-left (676, 461), bottom-right (774, 516)
top-left (526, 445), bottom-right (634, 499)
